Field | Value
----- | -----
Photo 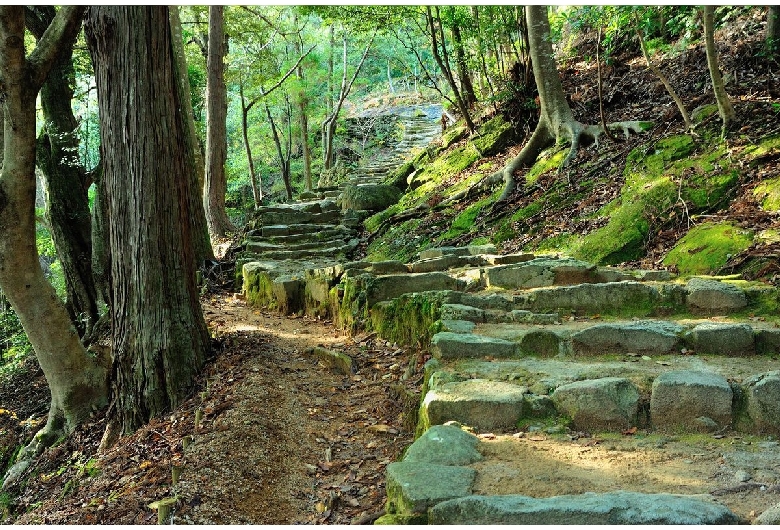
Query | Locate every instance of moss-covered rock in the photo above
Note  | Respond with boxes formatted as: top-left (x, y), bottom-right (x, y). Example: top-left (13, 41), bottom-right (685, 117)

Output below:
top-left (754, 177), bottom-right (780, 212)
top-left (370, 292), bottom-right (445, 348)
top-left (441, 125), bottom-right (468, 149)
top-left (663, 222), bottom-right (753, 275)
top-left (472, 115), bottom-right (516, 156)
top-left (408, 144), bottom-right (480, 191)
top-left (341, 183), bottom-right (401, 212)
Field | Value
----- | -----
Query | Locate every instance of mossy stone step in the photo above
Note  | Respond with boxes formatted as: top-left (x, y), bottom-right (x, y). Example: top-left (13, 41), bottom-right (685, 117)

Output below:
top-left (261, 223), bottom-right (353, 237)
top-left (242, 243), bottom-right (357, 262)
top-left (245, 237), bottom-right (350, 254)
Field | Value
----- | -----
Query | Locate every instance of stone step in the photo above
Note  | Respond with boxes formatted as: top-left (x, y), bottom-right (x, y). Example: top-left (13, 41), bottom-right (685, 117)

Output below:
top-left (433, 319), bottom-right (779, 358)
top-left (254, 226), bottom-right (355, 245)
top-left (245, 237), bottom-right (350, 254)
top-left (419, 352), bottom-right (780, 435)
top-left (243, 241), bottom-right (358, 262)
top-left (260, 223), bottom-right (352, 238)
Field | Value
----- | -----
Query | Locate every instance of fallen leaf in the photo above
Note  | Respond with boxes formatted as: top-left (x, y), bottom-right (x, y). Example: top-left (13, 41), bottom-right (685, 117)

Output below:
top-left (367, 424), bottom-right (398, 434)
top-left (315, 502), bottom-right (327, 513)
top-left (622, 427), bottom-right (638, 435)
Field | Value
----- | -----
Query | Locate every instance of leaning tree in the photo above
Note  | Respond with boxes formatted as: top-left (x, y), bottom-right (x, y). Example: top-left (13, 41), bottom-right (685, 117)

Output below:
top-left (0, 6), bottom-right (109, 482)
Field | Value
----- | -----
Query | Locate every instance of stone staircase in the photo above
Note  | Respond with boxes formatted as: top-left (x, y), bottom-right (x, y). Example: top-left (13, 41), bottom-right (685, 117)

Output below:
top-left (241, 241), bottom-right (780, 524)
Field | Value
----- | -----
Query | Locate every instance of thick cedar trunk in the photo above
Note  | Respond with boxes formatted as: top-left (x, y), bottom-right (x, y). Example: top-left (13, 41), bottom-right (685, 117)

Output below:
top-left (170, 6), bottom-right (214, 263)
top-left (85, 6), bottom-right (210, 433)
top-left (0, 6), bottom-right (108, 468)
top-left (203, 5), bottom-right (235, 239)
top-left (26, 6), bottom-right (100, 338)
top-left (703, 6), bottom-right (736, 137)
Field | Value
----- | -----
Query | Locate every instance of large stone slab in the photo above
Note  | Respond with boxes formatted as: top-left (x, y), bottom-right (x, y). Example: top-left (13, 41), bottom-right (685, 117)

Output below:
top-left (440, 304), bottom-right (485, 323)
top-left (385, 462), bottom-right (475, 515)
top-left (685, 322), bottom-right (755, 356)
top-left (419, 245), bottom-right (497, 260)
top-left (485, 258), bottom-right (597, 290)
top-left (428, 492), bottom-right (741, 524)
top-left (686, 277), bottom-right (747, 311)
top-left (745, 371), bottom-right (780, 435)
top-left (650, 371), bottom-right (732, 432)
top-left (572, 320), bottom-right (684, 355)
top-left (515, 282), bottom-right (662, 314)
top-left (366, 273), bottom-right (465, 306)
top-left (431, 332), bottom-right (516, 360)
top-left (403, 424), bottom-right (483, 466)
top-left (552, 377), bottom-right (640, 430)
top-left (421, 379), bottom-right (527, 431)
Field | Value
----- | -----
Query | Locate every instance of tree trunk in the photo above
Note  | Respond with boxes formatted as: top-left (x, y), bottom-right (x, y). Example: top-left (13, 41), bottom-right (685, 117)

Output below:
top-left (426, 6), bottom-right (476, 132)
top-left (0, 6), bottom-right (108, 470)
top-left (451, 15), bottom-right (477, 107)
top-left (240, 83), bottom-right (262, 208)
top-left (767, 6), bottom-right (780, 58)
top-left (296, 31), bottom-right (313, 192)
top-left (265, 101), bottom-right (293, 201)
top-left (25, 6), bottom-right (100, 338)
top-left (703, 6), bottom-right (736, 137)
top-left (493, 5), bottom-right (583, 199)
top-left (203, 5), bottom-right (235, 239)
top-left (170, 6), bottom-right (214, 263)
top-left (85, 6), bottom-right (210, 434)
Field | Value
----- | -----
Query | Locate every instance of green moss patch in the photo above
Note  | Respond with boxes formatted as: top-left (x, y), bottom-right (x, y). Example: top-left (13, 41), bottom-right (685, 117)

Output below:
top-left (370, 292), bottom-right (444, 348)
top-left (754, 177), bottom-right (780, 212)
top-left (662, 222), bottom-right (753, 275)
top-left (526, 148), bottom-right (567, 185)
top-left (472, 115), bottom-right (516, 156)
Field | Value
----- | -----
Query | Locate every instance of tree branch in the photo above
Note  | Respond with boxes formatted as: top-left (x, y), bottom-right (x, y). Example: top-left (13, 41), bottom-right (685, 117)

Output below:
top-left (27, 5), bottom-right (86, 90)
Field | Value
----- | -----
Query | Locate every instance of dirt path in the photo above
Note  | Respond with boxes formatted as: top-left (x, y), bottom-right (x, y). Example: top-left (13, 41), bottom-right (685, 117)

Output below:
top-left (10, 295), bottom-right (415, 524)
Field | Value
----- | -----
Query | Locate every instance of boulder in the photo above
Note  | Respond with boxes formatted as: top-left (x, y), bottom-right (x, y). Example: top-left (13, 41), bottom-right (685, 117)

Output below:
top-left (685, 323), bottom-right (755, 356)
top-left (552, 377), bottom-right (640, 430)
top-left (745, 371), bottom-right (780, 435)
top-left (403, 424), bottom-right (483, 466)
top-left (431, 332), bottom-right (516, 360)
top-left (650, 371), bottom-right (732, 432)
top-left (421, 379), bottom-right (527, 431)
top-left (518, 330), bottom-right (564, 356)
top-left (340, 183), bottom-right (401, 212)
top-left (572, 321), bottom-right (684, 356)
top-left (428, 491), bottom-right (741, 525)
top-left (385, 462), bottom-right (475, 516)
top-left (685, 278), bottom-right (747, 311)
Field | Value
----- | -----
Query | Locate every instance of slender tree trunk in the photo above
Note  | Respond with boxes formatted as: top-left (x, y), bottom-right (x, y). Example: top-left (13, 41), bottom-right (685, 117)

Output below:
top-left (451, 16), bottom-right (477, 107)
top-left (85, 6), bottom-right (210, 434)
top-left (203, 5), bottom-right (235, 239)
top-left (635, 13), bottom-right (691, 130)
top-left (427, 6), bottom-right (476, 131)
top-left (26, 6), bottom-right (100, 338)
top-left (703, 6), bottom-right (736, 137)
top-left (170, 6), bottom-right (214, 262)
top-left (386, 61), bottom-right (395, 94)
top-left (0, 7), bottom-right (108, 471)
top-left (265, 101), bottom-right (293, 201)
top-left (295, 30), bottom-right (313, 192)
top-left (240, 84), bottom-right (261, 208)
top-left (767, 6), bottom-right (780, 58)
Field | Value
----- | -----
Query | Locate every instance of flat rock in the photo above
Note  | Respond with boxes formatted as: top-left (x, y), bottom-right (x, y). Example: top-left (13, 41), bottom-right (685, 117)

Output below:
top-left (419, 244), bottom-right (497, 260)
top-left (438, 320), bottom-right (476, 334)
top-left (428, 491), bottom-right (741, 524)
top-left (440, 304), bottom-right (485, 323)
top-left (514, 282), bottom-right (661, 314)
top-left (745, 371), bottom-right (780, 435)
top-left (485, 258), bottom-right (597, 290)
top-left (552, 377), bottom-right (640, 430)
top-left (685, 322), bottom-right (755, 356)
top-left (650, 370), bottom-right (732, 432)
top-left (367, 272), bottom-right (465, 306)
top-left (421, 379), bottom-right (527, 431)
top-left (385, 462), bottom-right (475, 515)
top-left (572, 320), bottom-right (684, 355)
top-left (431, 332), bottom-right (516, 360)
top-left (409, 255), bottom-right (468, 273)
top-left (686, 278), bottom-right (747, 311)
top-left (403, 424), bottom-right (483, 466)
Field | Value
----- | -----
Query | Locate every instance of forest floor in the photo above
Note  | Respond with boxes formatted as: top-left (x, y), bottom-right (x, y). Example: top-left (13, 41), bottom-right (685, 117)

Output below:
top-left (5, 293), bottom-right (780, 524)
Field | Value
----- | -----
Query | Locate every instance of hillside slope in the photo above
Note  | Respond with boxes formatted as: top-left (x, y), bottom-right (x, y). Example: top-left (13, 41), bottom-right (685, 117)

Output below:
top-left (361, 9), bottom-right (779, 284)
